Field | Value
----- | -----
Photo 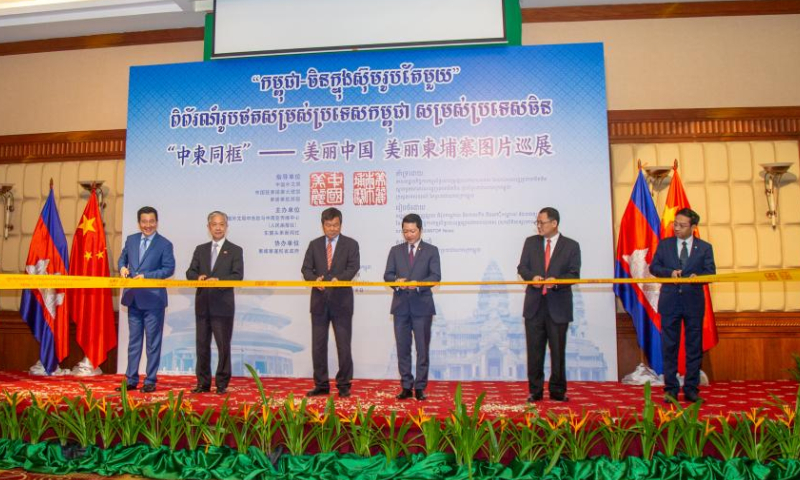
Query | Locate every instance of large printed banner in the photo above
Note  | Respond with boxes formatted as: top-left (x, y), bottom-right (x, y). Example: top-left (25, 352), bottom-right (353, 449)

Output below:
top-left (122, 44), bottom-right (617, 381)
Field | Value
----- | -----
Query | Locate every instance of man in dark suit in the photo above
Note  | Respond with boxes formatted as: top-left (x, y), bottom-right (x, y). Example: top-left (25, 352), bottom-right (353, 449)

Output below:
top-left (186, 211), bottom-right (244, 395)
top-left (384, 213), bottom-right (441, 401)
top-left (117, 206), bottom-right (175, 393)
top-left (650, 207), bottom-right (715, 403)
top-left (301, 207), bottom-right (360, 398)
top-left (517, 207), bottom-right (581, 403)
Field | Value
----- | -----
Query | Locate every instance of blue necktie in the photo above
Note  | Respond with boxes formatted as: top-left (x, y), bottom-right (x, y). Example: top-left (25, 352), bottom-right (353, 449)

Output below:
top-left (139, 236), bottom-right (149, 263)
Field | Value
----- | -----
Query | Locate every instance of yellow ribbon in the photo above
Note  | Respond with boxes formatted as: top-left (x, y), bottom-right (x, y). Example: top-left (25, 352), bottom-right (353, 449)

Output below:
top-left (2, 268), bottom-right (799, 290)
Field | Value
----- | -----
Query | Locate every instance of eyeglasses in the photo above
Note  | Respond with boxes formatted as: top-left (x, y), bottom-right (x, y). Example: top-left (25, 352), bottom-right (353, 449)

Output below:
top-left (535, 220), bottom-right (554, 226)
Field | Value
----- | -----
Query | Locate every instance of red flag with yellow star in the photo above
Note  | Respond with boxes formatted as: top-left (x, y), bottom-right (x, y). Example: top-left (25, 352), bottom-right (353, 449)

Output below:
top-left (68, 189), bottom-right (116, 368)
top-left (661, 166), bottom-right (719, 374)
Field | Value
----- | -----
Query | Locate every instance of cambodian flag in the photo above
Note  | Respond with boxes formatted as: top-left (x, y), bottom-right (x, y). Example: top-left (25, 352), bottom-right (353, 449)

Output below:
top-left (614, 170), bottom-right (664, 373)
top-left (20, 187), bottom-right (70, 374)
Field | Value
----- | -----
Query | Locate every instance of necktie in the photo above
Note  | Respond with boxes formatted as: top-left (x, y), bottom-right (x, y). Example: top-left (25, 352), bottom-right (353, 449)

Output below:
top-left (326, 240), bottom-right (333, 270)
top-left (211, 242), bottom-right (219, 270)
top-left (543, 239), bottom-right (551, 295)
top-left (680, 241), bottom-right (689, 269)
top-left (139, 236), bottom-right (148, 263)
top-left (409, 243), bottom-right (416, 266)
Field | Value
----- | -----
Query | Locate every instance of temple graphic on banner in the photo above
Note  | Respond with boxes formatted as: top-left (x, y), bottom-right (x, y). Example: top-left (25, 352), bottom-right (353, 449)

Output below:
top-left (388, 261), bottom-right (609, 381)
top-left (159, 305), bottom-right (303, 376)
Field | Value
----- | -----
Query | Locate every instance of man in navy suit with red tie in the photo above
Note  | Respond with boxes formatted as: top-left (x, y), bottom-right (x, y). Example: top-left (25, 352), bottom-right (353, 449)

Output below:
top-left (650, 208), bottom-right (716, 403)
top-left (117, 206), bottom-right (175, 393)
top-left (301, 207), bottom-right (360, 398)
top-left (384, 213), bottom-right (441, 401)
top-left (517, 207), bottom-right (581, 403)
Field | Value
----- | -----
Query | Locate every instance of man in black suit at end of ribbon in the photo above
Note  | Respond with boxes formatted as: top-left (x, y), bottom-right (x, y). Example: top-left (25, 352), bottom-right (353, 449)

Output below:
top-left (186, 211), bottom-right (244, 395)
top-left (650, 207), bottom-right (715, 404)
top-left (301, 207), bottom-right (361, 398)
top-left (517, 207), bottom-right (581, 404)
top-left (384, 213), bottom-right (441, 401)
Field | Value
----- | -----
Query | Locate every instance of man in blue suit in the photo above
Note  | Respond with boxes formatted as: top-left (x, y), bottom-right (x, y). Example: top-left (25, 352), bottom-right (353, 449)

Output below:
top-left (650, 208), bottom-right (716, 403)
top-left (117, 206), bottom-right (175, 393)
top-left (384, 213), bottom-right (441, 401)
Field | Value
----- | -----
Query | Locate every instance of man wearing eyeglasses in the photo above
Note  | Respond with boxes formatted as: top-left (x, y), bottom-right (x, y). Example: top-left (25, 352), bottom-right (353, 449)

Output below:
top-left (650, 208), bottom-right (715, 404)
top-left (517, 207), bottom-right (581, 403)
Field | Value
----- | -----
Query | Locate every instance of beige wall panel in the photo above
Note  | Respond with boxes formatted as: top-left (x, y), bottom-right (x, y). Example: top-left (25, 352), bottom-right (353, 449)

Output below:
top-left (752, 181), bottom-right (772, 227)
top-left (0, 164), bottom-right (7, 183)
top-left (613, 185), bottom-right (633, 233)
top-left (777, 182), bottom-right (800, 224)
top-left (59, 163), bottom-right (81, 199)
top-left (22, 164), bottom-right (43, 199)
top-left (750, 142), bottom-right (776, 180)
top-left (730, 184), bottom-right (755, 225)
top-left (77, 161), bottom-right (99, 189)
top-left (733, 226), bottom-right (758, 268)
top-left (116, 161), bottom-right (125, 195)
top-left (114, 197), bottom-right (124, 241)
top-left (611, 145), bottom-right (635, 185)
top-left (679, 143), bottom-right (705, 183)
top-left (20, 200), bottom-right (40, 235)
top-left (785, 282), bottom-right (800, 311)
top-left (774, 141), bottom-right (800, 164)
top-left (41, 164), bottom-right (62, 197)
top-left (97, 160), bottom-right (119, 193)
top-left (756, 225), bottom-right (782, 268)
top-left (782, 226), bottom-right (800, 267)
top-left (735, 280), bottom-right (761, 311)
top-left (728, 143), bottom-right (753, 182)
top-left (707, 226), bottom-right (733, 269)
top-left (1, 235), bottom-right (21, 272)
top-left (709, 271), bottom-right (735, 311)
top-left (18, 234), bottom-right (31, 269)
top-left (684, 184), bottom-right (707, 220)
top-left (704, 143), bottom-right (729, 183)
top-left (0, 291), bottom-right (20, 311)
top-left (705, 185), bottom-right (730, 225)
top-left (760, 281), bottom-right (785, 311)
top-left (59, 198), bottom-right (78, 235)
top-left (633, 144), bottom-right (657, 169)
top-left (523, 15), bottom-right (800, 110)
top-left (6, 164), bottom-right (24, 202)
top-left (656, 144), bottom-right (680, 167)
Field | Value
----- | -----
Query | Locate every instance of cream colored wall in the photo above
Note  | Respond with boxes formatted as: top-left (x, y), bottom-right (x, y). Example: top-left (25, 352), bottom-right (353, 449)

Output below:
top-left (0, 160), bottom-right (125, 311)
top-left (523, 14), bottom-right (800, 110)
top-left (0, 42), bottom-right (204, 135)
top-left (611, 141), bottom-right (800, 312)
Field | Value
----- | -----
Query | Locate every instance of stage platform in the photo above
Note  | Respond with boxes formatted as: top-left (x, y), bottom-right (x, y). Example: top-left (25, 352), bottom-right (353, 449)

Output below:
top-left (0, 372), bottom-right (796, 418)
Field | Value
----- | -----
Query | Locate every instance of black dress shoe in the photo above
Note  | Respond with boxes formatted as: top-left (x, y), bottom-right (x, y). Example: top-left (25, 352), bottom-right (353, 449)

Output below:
top-left (527, 393), bottom-right (543, 403)
top-left (141, 384), bottom-right (156, 393)
top-left (684, 392), bottom-right (703, 403)
top-left (306, 386), bottom-right (330, 397)
top-left (396, 388), bottom-right (413, 400)
top-left (216, 387), bottom-right (228, 395)
top-left (414, 389), bottom-right (426, 401)
top-left (191, 386), bottom-right (210, 394)
top-left (338, 388), bottom-right (351, 398)
top-left (115, 384), bottom-right (137, 392)
top-left (549, 393), bottom-right (569, 402)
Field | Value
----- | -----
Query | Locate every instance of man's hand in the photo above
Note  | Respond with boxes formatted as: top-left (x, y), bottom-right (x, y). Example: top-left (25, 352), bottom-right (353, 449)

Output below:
top-left (532, 275), bottom-right (544, 288)
top-left (120, 266), bottom-right (130, 278)
top-left (133, 274), bottom-right (144, 279)
top-left (198, 274), bottom-right (207, 281)
top-left (671, 270), bottom-right (682, 278)
top-left (316, 275), bottom-right (325, 291)
top-left (544, 277), bottom-right (557, 290)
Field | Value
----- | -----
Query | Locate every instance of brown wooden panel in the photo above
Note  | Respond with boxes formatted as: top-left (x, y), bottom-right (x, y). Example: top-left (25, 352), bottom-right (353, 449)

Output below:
top-left (522, 0), bottom-right (800, 23)
top-left (617, 312), bottom-right (800, 381)
top-left (0, 28), bottom-right (204, 57)
top-left (0, 312), bottom-right (118, 373)
top-left (0, 130), bottom-right (126, 164)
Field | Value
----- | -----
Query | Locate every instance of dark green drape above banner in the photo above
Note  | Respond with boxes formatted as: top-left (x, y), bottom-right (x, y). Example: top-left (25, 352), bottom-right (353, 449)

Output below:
top-left (202, 0), bottom-right (522, 61)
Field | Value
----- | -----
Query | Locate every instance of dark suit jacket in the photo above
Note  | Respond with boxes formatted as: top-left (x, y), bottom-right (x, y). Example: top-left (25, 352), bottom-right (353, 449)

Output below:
top-left (383, 241), bottom-right (441, 317)
top-left (118, 232), bottom-right (176, 310)
top-left (186, 239), bottom-right (244, 317)
top-left (517, 234), bottom-right (581, 323)
top-left (650, 237), bottom-right (715, 315)
top-left (301, 235), bottom-right (360, 316)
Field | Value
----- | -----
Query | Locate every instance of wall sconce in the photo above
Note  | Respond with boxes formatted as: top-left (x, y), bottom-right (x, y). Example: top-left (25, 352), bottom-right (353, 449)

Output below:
top-left (640, 159), bottom-right (675, 200)
top-left (761, 163), bottom-right (793, 229)
top-left (0, 183), bottom-right (14, 239)
top-left (78, 181), bottom-right (106, 220)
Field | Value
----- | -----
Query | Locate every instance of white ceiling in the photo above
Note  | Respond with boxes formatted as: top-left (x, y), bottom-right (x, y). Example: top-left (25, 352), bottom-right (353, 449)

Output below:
top-left (0, 0), bottom-right (743, 44)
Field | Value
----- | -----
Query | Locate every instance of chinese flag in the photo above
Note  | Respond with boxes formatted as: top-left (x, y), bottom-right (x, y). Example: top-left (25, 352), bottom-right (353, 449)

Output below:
top-left (660, 166), bottom-right (719, 374)
top-left (68, 190), bottom-right (117, 368)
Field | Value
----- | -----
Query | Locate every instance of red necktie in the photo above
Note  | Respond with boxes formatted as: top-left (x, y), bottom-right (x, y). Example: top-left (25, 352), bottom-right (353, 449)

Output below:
top-left (543, 238), bottom-right (551, 295)
top-left (326, 240), bottom-right (333, 270)
top-left (409, 244), bottom-right (415, 266)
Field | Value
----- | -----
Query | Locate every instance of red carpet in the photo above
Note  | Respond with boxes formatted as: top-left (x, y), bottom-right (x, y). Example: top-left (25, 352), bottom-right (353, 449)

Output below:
top-left (0, 371), bottom-right (796, 419)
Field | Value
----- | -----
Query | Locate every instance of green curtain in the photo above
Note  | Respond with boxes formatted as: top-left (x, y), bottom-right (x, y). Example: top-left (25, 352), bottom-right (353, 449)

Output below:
top-left (1, 440), bottom-right (799, 480)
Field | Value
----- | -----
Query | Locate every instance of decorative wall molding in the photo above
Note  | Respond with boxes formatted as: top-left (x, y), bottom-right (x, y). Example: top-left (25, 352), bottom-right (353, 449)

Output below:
top-left (0, 27), bottom-right (204, 57)
top-left (522, 0), bottom-right (800, 23)
top-left (608, 107), bottom-right (800, 143)
top-left (0, 130), bottom-right (126, 164)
